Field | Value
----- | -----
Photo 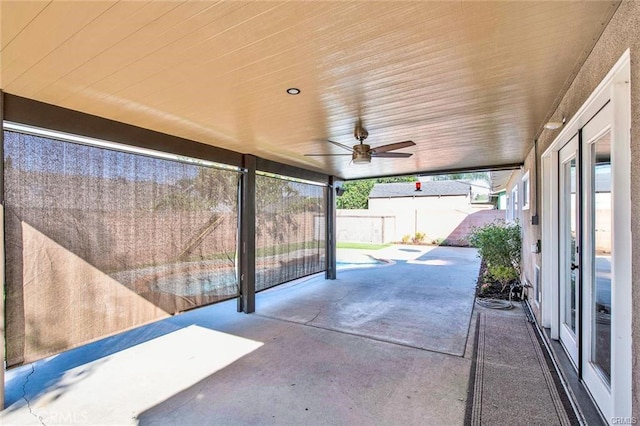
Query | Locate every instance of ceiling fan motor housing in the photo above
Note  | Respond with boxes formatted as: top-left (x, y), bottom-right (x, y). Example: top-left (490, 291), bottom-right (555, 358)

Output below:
top-left (354, 123), bottom-right (369, 142)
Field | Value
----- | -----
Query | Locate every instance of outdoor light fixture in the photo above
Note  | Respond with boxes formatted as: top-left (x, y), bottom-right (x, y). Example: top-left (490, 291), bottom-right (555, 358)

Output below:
top-left (351, 154), bottom-right (372, 164)
top-left (351, 144), bottom-right (372, 164)
top-left (286, 88), bottom-right (301, 95)
top-left (544, 116), bottom-right (566, 130)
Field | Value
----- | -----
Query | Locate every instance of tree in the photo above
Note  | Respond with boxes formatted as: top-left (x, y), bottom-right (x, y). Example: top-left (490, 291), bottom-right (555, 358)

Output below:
top-left (375, 176), bottom-right (417, 184)
top-left (255, 175), bottom-right (301, 242)
top-left (154, 167), bottom-right (239, 211)
top-left (337, 180), bottom-right (374, 209)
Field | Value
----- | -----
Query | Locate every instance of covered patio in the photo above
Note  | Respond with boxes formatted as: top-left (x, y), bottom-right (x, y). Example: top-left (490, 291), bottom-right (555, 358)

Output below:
top-left (2, 1), bottom-right (639, 424)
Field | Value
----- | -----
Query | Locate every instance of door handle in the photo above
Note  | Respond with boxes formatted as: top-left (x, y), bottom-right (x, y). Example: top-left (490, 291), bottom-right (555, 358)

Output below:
top-left (571, 263), bottom-right (579, 271)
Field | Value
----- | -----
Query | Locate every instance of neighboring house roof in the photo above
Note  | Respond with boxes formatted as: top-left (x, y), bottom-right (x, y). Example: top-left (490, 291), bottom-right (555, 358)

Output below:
top-left (369, 181), bottom-right (471, 198)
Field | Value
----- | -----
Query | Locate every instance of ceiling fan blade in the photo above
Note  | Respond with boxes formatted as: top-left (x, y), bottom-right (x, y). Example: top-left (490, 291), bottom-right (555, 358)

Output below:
top-left (326, 139), bottom-right (354, 152)
top-left (371, 152), bottom-right (413, 158)
top-left (304, 153), bottom-right (352, 156)
top-left (370, 140), bottom-right (415, 153)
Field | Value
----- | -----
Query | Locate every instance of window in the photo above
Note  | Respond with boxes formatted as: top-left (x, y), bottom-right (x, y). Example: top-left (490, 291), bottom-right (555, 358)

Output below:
top-left (507, 186), bottom-right (518, 222)
top-left (522, 170), bottom-right (530, 210)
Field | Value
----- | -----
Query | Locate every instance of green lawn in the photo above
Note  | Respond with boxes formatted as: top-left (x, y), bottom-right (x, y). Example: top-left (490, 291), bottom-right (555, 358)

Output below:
top-left (336, 242), bottom-right (392, 250)
top-left (256, 240), bottom-right (324, 257)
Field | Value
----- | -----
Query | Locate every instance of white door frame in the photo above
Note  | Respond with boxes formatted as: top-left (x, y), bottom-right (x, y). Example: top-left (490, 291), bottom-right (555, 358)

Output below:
top-left (541, 49), bottom-right (631, 420)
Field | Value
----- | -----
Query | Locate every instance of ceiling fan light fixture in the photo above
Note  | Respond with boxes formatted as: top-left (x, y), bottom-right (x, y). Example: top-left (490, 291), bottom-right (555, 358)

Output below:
top-left (352, 154), bottom-right (371, 164)
top-left (352, 144), bottom-right (371, 164)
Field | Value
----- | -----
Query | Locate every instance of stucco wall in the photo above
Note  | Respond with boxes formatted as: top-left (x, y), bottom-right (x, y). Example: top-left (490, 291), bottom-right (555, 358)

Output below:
top-left (337, 205), bottom-right (500, 245)
top-left (518, 147), bottom-right (540, 320)
top-left (367, 195), bottom-right (496, 244)
top-left (511, 0), bottom-right (640, 417)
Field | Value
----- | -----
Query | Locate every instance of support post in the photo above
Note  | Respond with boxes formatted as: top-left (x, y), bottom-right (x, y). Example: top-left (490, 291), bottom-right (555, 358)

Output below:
top-left (325, 176), bottom-right (337, 280)
top-left (1, 90), bottom-right (5, 410)
top-left (238, 154), bottom-right (256, 313)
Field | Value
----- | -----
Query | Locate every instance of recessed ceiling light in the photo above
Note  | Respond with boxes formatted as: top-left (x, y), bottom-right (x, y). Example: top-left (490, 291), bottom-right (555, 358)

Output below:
top-left (286, 88), bottom-right (301, 95)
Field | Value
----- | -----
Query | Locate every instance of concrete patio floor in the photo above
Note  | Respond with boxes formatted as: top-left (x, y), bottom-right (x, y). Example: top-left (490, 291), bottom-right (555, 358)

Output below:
top-left (1, 245), bottom-right (480, 425)
top-left (258, 245), bottom-right (479, 356)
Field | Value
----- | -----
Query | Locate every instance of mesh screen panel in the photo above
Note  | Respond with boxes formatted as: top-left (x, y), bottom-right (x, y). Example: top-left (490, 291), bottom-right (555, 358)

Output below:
top-left (255, 174), bottom-right (326, 291)
top-left (3, 131), bottom-right (240, 367)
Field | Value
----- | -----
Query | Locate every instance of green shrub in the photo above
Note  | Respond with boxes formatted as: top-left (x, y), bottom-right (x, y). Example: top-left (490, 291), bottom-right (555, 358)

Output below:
top-left (488, 265), bottom-right (519, 292)
top-left (401, 234), bottom-right (411, 243)
top-left (469, 220), bottom-right (521, 279)
top-left (413, 231), bottom-right (426, 244)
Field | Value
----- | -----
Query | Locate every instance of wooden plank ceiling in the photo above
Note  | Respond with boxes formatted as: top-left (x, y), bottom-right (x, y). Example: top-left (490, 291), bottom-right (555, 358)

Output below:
top-left (0, 1), bottom-right (618, 180)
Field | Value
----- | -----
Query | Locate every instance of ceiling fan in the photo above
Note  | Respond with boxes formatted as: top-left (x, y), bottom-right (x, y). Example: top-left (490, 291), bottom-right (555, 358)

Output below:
top-left (305, 121), bottom-right (415, 164)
